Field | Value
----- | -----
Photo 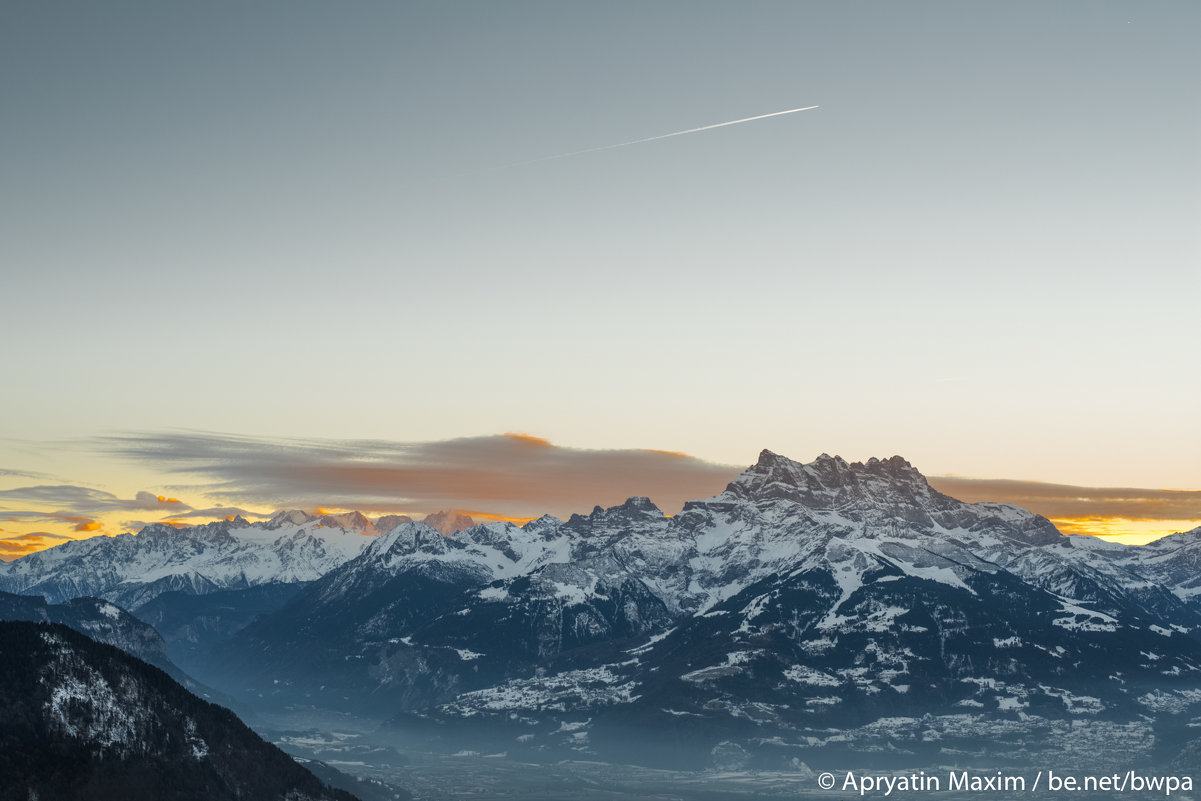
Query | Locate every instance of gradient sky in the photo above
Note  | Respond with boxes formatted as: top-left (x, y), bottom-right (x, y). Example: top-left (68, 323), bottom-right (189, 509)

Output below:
top-left (2, 2), bottom-right (1198, 555)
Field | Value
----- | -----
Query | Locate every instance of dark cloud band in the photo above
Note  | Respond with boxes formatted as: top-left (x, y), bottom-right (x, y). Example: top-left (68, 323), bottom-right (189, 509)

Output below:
top-left (928, 477), bottom-right (1201, 523)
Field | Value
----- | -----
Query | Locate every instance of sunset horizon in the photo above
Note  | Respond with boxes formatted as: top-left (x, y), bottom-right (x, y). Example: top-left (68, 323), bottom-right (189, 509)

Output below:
top-left (3, 431), bottom-right (1197, 560)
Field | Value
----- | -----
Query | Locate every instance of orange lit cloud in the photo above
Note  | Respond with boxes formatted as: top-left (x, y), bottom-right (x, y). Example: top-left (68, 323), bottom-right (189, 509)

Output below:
top-left (503, 433), bottom-right (553, 448)
top-left (0, 511), bottom-right (103, 534)
top-left (0, 485), bottom-right (232, 552)
top-left (97, 431), bottom-right (743, 519)
top-left (93, 432), bottom-right (1201, 540)
top-left (0, 532), bottom-right (73, 561)
top-left (457, 509), bottom-right (539, 525)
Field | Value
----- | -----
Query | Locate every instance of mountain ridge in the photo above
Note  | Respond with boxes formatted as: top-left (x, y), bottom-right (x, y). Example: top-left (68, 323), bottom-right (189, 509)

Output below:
top-left (0, 620), bottom-right (361, 801)
top-left (148, 451), bottom-right (1201, 773)
top-left (5, 450), bottom-right (1201, 770)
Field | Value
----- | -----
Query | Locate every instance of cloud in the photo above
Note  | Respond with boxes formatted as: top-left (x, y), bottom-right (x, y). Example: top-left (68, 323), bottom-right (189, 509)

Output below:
top-left (0, 485), bottom-right (200, 542)
top-left (96, 431), bottom-right (743, 518)
top-left (0, 468), bottom-right (50, 479)
top-left (168, 506), bottom-right (262, 520)
top-left (1, 510), bottom-right (102, 531)
top-left (87, 433), bottom-right (1201, 536)
top-left (0, 531), bottom-right (73, 561)
top-left (926, 477), bottom-right (1201, 522)
top-left (0, 485), bottom-right (190, 516)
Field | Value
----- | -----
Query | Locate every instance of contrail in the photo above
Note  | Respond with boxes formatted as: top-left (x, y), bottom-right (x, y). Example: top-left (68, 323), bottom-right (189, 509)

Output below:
top-left (501, 104), bottom-right (819, 169)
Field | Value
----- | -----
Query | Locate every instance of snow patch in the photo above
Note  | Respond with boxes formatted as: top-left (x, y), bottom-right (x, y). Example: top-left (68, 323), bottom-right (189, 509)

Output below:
top-left (478, 585), bottom-right (509, 601)
top-left (783, 665), bottom-right (841, 687)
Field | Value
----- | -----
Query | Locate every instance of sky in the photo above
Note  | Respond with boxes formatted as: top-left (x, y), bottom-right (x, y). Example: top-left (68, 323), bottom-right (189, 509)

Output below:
top-left (2, 1), bottom-right (1198, 558)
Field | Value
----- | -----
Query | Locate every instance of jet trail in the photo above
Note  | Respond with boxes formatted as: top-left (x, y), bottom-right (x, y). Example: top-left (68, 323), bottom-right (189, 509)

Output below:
top-left (504, 104), bottom-right (819, 169)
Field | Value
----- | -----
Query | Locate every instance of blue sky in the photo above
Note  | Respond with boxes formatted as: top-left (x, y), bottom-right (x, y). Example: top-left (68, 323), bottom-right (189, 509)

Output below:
top-left (2, 2), bottom-right (1198, 551)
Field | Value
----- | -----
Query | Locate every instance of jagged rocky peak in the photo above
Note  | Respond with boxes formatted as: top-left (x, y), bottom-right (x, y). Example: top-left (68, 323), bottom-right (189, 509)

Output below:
top-left (703, 449), bottom-right (1066, 545)
top-left (519, 513), bottom-right (566, 539)
top-left (374, 513), bottom-right (414, 534)
top-left (316, 510), bottom-right (374, 532)
top-left (370, 520), bottom-right (447, 556)
top-left (618, 496), bottom-right (663, 515)
top-left (728, 449), bottom-right (936, 505)
top-left (567, 496), bottom-right (665, 527)
top-left (264, 509), bottom-right (316, 529)
top-left (423, 510), bottom-right (477, 535)
top-left (135, 518), bottom-right (238, 544)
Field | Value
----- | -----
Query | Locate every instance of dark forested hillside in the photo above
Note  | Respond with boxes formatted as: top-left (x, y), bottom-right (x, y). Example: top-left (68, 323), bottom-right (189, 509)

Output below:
top-left (0, 621), bottom-right (360, 801)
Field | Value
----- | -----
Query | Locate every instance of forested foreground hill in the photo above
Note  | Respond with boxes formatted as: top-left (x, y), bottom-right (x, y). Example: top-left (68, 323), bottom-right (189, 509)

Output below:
top-left (0, 621), bottom-right (360, 801)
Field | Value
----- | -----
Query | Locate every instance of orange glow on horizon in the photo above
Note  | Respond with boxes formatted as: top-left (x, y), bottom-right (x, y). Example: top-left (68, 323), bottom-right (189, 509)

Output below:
top-left (1051, 516), bottom-right (1201, 545)
top-left (456, 509), bottom-right (539, 525)
top-left (3, 502), bottom-right (1197, 561)
top-left (0, 531), bottom-right (112, 561)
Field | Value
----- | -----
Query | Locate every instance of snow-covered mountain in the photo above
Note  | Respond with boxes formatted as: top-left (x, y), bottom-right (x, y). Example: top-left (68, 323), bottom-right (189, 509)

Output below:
top-left (7, 450), bottom-right (1201, 770)
top-left (0, 510), bottom-right (386, 608)
top-left (178, 451), bottom-right (1201, 770)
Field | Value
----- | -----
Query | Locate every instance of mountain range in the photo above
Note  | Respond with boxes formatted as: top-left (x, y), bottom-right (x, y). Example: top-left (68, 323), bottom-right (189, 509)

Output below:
top-left (0, 508), bottom-right (470, 610)
top-left (3, 450), bottom-right (1200, 773)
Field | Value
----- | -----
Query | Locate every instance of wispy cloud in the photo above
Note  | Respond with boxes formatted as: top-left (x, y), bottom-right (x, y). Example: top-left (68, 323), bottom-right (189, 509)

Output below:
top-left (927, 477), bottom-right (1201, 522)
top-left (2, 511), bottom-right (103, 532)
top-left (96, 431), bottom-right (741, 518)
top-left (0, 485), bottom-right (197, 538)
top-left (0, 468), bottom-right (50, 479)
top-left (0, 485), bottom-right (189, 515)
